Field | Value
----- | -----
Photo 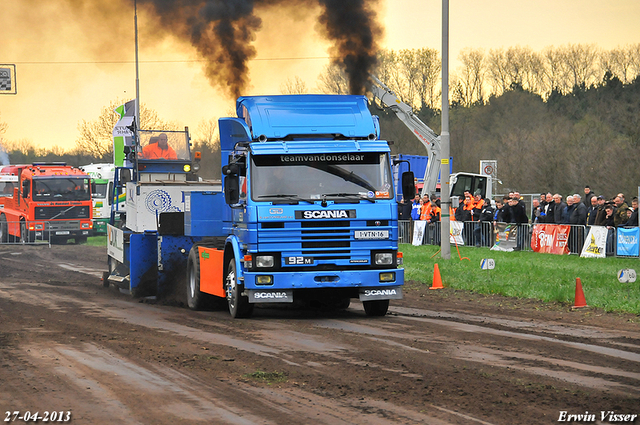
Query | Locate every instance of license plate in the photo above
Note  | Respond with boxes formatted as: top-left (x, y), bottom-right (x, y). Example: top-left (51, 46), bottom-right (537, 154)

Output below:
top-left (354, 230), bottom-right (389, 240)
top-left (56, 231), bottom-right (70, 235)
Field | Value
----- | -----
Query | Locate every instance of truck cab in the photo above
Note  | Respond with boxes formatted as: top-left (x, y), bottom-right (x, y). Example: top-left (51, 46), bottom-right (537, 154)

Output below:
top-left (0, 163), bottom-right (93, 243)
top-left (185, 95), bottom-right (405, 317)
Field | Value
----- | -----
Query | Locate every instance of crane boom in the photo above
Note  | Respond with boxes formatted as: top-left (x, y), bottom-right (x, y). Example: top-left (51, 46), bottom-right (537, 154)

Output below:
top-left (370, 75), bottom-right (441, 198)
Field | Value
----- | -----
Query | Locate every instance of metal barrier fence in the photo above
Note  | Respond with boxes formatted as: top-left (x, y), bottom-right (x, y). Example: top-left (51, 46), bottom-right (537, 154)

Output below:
top-left (399, 220), bottom-right (636, 258)
top-left (0, 220), bottom-right (52, 246)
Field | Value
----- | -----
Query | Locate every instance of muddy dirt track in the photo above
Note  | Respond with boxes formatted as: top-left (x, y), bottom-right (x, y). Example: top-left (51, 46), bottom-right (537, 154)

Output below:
top-left (0, 244), bottom-right (639, 424)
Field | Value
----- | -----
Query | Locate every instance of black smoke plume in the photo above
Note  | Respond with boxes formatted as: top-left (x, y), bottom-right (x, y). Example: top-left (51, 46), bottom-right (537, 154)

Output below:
top-left (137, 0), bottom-right (382, 98)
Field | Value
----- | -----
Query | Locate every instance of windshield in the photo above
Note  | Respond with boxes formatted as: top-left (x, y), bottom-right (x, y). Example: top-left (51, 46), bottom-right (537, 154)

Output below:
top-left (33, 178), bottom-right (91, 201)
top-left (251, 153), bottom-right (393, 202)
top-left (93, 182), bottom-right (108, 198)
top-left (138, 129), bottom-right (190, 161)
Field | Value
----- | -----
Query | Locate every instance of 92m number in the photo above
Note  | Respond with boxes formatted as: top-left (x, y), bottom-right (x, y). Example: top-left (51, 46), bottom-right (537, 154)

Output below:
top-left (284, 256), bottom-right (313, 265)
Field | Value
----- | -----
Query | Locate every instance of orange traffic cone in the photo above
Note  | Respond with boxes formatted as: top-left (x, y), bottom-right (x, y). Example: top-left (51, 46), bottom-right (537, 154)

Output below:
top-left (572, 277), bottom-right (588, 309)
top-left (430, 263), bottom-right (444, 290)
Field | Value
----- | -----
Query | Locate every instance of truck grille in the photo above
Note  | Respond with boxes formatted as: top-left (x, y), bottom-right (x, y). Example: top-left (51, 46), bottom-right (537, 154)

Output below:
top-left (258, 220), bottom-right (394, 266)
top-left (35, 206), bottom-right (90, 220)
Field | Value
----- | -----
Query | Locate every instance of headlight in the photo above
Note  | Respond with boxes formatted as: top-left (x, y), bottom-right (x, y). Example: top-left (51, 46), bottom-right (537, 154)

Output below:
top-left (375, 252), bottom-right (394, 266)
top-left (379, 272), bottom-right (396, 282)
top-left (255, 255), bottom-right (274, 268)
top-left (183, 164), bottom-right (191, 172)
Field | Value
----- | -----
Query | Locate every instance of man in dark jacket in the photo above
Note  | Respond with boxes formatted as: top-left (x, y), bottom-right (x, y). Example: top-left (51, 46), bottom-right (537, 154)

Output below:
top-left (570, 194), bottom-right (588, 225)
top-left (553, 194), bottom-right (567, 225)
top-left (541, 193), bottom-right (554, 223)
top-left (583, 185), bottom-right (595, 208)
top-left (569, 194), bottom-right (588, 253)
top-left (586, 195), bottom-right (599, 226)
top-left (508, 195), bottom-right (528, 250)
top-left (474, 198), bottom-right (495, 247)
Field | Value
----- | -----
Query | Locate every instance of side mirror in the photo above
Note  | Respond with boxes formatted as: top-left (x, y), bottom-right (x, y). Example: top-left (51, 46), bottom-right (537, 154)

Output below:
top-left (401, 171), bottom-right (415, 200)
top-left (224, 175), bottom-right (240, 205)
top-left (222, 163), bottom-right (239, 176)
top-left (22, 180), bottom-right (30, 199)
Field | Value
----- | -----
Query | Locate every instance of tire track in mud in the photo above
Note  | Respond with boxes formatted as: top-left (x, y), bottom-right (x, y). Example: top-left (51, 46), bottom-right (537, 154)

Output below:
top-left (2, 251), bottom-right (640, 424)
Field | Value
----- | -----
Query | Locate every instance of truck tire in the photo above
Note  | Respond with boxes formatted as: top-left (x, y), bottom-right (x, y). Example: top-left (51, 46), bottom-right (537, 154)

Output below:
top-left (363, 299), bottom-right (389, 316)
top-left (186, 247), bottom-right (208, 310)
top-left (0, 215), bottom-right (7, 243)
top-left (102, 271), bottom-right (111, 288)
top-left (19, 221), bottom-right (33, 244)
top-left (225, 257), bottom-right (253, 318)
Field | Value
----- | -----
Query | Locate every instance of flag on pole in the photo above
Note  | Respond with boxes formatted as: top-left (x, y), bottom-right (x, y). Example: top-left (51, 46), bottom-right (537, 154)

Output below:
top-left (113, 99), bottom-right (137, 167)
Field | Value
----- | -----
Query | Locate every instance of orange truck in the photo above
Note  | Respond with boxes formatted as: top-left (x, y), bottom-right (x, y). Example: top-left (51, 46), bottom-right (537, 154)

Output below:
top-left (0, 163), bottom-right (93, 243)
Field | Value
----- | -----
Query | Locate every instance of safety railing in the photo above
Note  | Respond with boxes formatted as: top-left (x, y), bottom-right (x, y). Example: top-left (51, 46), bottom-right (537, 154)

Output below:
top-left (0, 220), bottom-right (52, 246)
top-left (400, 220), bottom-right (639, 258)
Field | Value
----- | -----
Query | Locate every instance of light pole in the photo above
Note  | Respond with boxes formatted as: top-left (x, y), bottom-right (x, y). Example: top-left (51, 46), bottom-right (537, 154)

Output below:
top-left (134, 0), bottom-right (141, 129)
top-left (440, 0), bottom-right (451, 260)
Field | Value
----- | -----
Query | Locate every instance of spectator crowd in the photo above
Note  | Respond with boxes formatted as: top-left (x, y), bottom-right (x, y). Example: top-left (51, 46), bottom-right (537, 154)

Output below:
top-left (399, 185), bottom-right (639, 249)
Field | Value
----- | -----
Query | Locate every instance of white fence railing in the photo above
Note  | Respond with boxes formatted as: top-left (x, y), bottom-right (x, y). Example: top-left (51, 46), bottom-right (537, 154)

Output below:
top-left (399, 220), bottom-right (637, 258)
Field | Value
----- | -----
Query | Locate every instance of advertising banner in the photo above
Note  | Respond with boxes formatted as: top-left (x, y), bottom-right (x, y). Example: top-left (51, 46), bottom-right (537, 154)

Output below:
top-left (616, 227), bottom-right (639, 257)
top-left (530, 224), bottom-right (570, 255)
top-left (113, 99), bottom-right (137, 168)
top-left (580, 226), bottom-right (608, 258)
top-left (450, 220), bottom-right (464, 245)
top-left (412, 220), bottom-right (426, 246)
top-left (491, 222), bottom-right (518, 251)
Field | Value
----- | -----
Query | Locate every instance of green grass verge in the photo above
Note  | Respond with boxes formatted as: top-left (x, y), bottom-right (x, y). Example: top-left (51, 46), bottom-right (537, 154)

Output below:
top-left (85, 235), bottom-right (107, 246)
top-left (402, 244), bottom-right (640, 315)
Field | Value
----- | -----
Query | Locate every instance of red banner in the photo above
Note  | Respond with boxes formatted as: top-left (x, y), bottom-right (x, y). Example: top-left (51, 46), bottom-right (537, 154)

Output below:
top-left (531, 224), bottom-right (570, 255)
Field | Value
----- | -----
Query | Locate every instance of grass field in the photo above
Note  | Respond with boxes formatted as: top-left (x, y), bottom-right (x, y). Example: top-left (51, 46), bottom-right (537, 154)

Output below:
top-left (402, 243), bottom-right (640, 315)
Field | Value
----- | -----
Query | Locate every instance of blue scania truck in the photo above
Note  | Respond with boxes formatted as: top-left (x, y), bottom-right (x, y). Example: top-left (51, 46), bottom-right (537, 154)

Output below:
top-left (105, 94), bottom-right (411, 318)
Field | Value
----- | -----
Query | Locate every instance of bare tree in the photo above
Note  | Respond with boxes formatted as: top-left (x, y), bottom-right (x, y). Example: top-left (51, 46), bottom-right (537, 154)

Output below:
top-left (562, 43), bottom-right (599, 89)
top-left (542, 46), bottom-right (571, 95)
top-left (317, 64), bottom-right (349, 95)
top-left (194, 118), bottom-right (218, 149)
top-left (454, 48), bottom-right (485, 106)
top-left (75, 99), bottom-right (176, 160)
top-left (410, 48), bottom-right (441, 110)
top-left (280, 76), bottom-right (308, 94)
top-left (375, 49), bottom-right (412, 105)
top-left (630, 43), bottom-right (640, 80)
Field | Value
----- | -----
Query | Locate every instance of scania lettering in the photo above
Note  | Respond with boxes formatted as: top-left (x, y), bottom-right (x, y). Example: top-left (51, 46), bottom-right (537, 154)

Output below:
top-left (299, 210), bottom-right (353, 219)
top-left (103, 95), bottom-right (409, 318)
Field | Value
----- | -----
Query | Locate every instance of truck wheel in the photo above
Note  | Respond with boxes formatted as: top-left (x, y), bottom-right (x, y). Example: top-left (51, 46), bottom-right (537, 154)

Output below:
top-left (186, 248), bottom-right (207, 310)
top-left (363, 299), bottom-right (389, 316)
top-left (0, 215), bottom-right (7, 243)
top-left (225, 258), bottom-right (253, 318)
top-left (102, 271), bottom-right (111, 288)
top-left (19, 221), bottom-right (32, 244)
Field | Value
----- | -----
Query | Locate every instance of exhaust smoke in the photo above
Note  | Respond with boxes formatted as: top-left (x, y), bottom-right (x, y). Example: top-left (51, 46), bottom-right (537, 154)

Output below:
top-left (137, 0), bottom-right (382, 97)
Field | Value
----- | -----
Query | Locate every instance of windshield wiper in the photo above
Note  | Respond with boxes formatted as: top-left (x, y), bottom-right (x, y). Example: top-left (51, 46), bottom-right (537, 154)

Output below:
top-left (257, 194), bottom-right (312, 204)
top-left (321, 192), bottom-right (375, 202)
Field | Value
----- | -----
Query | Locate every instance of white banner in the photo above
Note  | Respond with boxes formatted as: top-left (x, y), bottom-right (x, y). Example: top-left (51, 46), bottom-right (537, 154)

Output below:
top-left (412, 220), bottom-right (426, 246)
top-left (450, 220), bottom-right (464, 245)
top-left (580, 226), bottom-right (607, 258)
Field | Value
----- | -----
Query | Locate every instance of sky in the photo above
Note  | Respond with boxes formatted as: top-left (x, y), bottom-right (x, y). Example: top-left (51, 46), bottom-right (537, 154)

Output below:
top-left (1, 0), bottom-right (639, 152)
